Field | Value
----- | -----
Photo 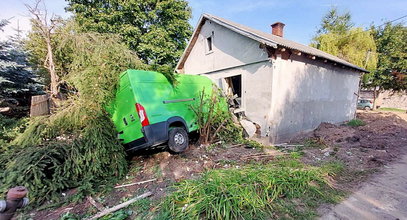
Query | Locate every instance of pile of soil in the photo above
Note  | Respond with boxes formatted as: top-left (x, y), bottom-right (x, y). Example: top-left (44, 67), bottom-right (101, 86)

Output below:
top-left (297, 111), bottom-right (407, 189)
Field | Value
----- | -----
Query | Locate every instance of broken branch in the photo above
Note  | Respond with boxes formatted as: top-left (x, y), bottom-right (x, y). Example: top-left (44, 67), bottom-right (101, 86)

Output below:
top-left (87, 196), bottom-right (104, 211)
top-left (114, 178), bottom-right (157, 189)
top-left (86, 192), bottom-right (152, 220)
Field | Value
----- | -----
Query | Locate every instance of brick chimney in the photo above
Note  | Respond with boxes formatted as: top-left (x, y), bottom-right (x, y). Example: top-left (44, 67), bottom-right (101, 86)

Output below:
top-left (271, 22), bottom-right (285, 37)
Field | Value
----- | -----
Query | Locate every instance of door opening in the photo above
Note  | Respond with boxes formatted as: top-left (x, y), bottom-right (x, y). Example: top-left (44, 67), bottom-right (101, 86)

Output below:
top-left (224, 75), bottom-right (242, 110)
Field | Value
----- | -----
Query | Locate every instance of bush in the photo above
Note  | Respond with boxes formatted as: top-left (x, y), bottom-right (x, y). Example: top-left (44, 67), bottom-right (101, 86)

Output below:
top-left (190, 88), bottom-right (242, 145)
top-left (0, 115), bottom-right (28, 147)
top-left (346, 119), bottom-right (366, 127)
top-left (159, 159), bottom-right (341, 219)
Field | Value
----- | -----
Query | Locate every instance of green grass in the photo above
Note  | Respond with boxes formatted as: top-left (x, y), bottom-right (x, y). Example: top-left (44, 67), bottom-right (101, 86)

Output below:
top-left (346, 119), bottom-right (366, 127)
top-left (378, 107), bottom-right (406, 112)
top-left (158, 159), bottom-right (343, 220)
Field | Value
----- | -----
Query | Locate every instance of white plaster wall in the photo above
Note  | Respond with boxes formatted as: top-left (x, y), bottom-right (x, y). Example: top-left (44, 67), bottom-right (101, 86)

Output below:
top-left (201, 61), bottom-right (273, 135)
top-left (269, 54), bottom-right (360, 142)
top-left (183, 19), bottom-right (268, 75)
top-left (181, 20), bottom-right (361, 143)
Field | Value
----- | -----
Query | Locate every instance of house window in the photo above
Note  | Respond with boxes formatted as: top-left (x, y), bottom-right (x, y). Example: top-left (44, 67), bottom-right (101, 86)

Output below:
top-left (206, 36), bottom-right (213, 52)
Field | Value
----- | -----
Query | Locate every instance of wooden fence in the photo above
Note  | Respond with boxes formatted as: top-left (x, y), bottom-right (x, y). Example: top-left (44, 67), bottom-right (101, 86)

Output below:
top-left (30, 94), bottom-right (50, 117)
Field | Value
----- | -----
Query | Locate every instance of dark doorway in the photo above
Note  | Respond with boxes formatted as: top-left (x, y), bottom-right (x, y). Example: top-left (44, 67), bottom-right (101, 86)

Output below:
top-left (225, 75), bottom-right (242, 108)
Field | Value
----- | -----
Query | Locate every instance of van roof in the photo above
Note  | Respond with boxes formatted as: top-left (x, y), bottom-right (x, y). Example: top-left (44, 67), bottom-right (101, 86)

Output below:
top-left (122, 70), bottom-right (169, 82)
top-left (122, 69), bottom-right (211, 84)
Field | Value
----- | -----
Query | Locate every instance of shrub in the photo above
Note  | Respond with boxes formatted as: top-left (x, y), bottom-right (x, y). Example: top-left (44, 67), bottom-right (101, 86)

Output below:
top-left (190, 88), bottom-right (242, 145)
top-left (346, 119), bottom-right (366, 127)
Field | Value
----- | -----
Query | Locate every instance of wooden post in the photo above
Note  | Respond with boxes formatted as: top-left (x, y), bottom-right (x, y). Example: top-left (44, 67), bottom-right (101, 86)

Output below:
top-left (30, 94), bottom-right (50, 117)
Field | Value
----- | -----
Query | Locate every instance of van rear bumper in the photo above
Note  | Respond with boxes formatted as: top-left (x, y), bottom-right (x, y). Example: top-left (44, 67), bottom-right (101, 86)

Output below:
top-left (124, 121), bottom-right (168, 152)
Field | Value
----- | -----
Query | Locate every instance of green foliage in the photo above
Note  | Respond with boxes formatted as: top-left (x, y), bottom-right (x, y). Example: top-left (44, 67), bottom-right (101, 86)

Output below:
top-left (365, 23), bottom-right (407, 91)
top-left (346, 119), bottom-right (366, 127)
top-left (0, 115), bottom-right (28, 147)
top-left (159, 159), bottom-right (341, 219)
top-left (190, 88), bottom-right (242, 145)
top-left (311, 8), bottom-right (378, 71)
top-left (66, 0), bottom-right (193, 67)
top-left (0, 31), bottom-right (145, 204)
top-left (0, 24), bottom-right (42, 102)
top-left (317, 7), bottom-right (353, 34)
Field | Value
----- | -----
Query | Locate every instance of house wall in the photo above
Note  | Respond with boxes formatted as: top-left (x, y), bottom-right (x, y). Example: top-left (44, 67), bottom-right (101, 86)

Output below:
top-left (181, 19), bottom-right (361, 143)
top-left (182, 19), bottom-right (269, 75)
top-left (182, 19), bottom-right (273, 135)
top-left (269, 54), bottom-right (360, 142)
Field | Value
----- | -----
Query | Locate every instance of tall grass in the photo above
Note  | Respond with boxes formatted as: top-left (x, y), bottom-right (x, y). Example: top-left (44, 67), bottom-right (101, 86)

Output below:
top-left (159, 159), bottom-right (342, 220)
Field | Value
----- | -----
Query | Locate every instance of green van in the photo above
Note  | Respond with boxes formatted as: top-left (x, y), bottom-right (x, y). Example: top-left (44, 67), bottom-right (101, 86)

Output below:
top-left (109, 70), bottom-right (213, 153)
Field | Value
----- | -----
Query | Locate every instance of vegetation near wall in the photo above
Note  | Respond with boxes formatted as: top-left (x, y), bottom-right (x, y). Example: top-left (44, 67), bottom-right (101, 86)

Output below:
top-left (190, 88), bottom-right (242, 145)
top-left (0, 30), bottom-right (145, 204)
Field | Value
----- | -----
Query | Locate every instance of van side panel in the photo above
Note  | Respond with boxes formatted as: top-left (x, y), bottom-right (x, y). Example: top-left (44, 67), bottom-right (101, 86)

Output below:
top-left (129, 70), bottom-right (213, 132)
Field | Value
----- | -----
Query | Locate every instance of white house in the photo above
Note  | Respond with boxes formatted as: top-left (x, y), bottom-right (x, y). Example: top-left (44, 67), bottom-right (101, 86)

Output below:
top-left (176, 14), bottom-right (368, 143)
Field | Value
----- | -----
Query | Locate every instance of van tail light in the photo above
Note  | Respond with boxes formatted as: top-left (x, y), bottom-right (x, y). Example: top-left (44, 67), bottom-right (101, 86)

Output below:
top-left (135, 103), bottom-right (150, 127)
top-left (370, 101), bottom-right (373, 104)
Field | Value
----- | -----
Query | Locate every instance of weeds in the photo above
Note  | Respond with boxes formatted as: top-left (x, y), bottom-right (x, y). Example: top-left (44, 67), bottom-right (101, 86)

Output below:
top-left (159, 159), bottom-right (342, 220)
top-left (304, 137), bottom-right (328, 149)
top-left (190, 88), bottom-right (242, 145)
top-left (346, 119), bottom-right (366, 127)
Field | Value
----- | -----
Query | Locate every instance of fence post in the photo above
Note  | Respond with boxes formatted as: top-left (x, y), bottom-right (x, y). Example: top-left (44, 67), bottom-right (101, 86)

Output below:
top-left (30, 94), bottom-right (50, 117)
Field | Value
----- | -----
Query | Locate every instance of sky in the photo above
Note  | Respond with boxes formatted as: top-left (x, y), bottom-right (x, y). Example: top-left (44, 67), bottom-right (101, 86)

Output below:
top-left (1, 0), bottom-right (406, 44)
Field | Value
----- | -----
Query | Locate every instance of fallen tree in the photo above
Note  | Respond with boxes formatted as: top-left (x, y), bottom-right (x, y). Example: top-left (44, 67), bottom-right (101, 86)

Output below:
top-left (0, 29), bottom-right (147, 204)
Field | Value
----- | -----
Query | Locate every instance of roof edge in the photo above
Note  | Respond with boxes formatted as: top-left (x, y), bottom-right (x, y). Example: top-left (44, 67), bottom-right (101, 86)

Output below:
top-left (176, 13), bottom-right (368, 73)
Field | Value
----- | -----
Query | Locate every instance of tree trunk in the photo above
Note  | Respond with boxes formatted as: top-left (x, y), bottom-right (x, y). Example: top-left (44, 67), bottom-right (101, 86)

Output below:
top-left (45, 37), bottom-right (59, 98)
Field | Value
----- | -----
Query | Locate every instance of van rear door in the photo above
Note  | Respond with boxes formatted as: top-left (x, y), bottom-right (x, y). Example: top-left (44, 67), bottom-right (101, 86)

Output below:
top-left (113, 74), bottom-right (143, 144)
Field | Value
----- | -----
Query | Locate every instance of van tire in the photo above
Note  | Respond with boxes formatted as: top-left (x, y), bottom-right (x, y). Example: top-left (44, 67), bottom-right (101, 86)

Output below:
top-left (168, 127), bottom-right (188, 153)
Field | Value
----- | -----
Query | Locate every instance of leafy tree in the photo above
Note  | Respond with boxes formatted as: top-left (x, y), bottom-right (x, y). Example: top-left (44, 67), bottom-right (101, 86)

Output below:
top-left (311, 8), bottom-right (377, 71)
top-left (66, 0), bottom-right (193, 67)
top-left (366, 23), bottom-right (407, 91)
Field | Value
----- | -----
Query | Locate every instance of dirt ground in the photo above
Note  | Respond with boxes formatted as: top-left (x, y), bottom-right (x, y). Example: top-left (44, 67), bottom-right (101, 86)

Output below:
top-left (30, 111), bottom-right (407, 219)
top-left (320, 153), bottom-right (407, 220)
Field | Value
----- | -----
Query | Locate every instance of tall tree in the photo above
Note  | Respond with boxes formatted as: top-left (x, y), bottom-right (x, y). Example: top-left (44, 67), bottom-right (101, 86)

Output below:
top-left (0, 22), bottom-right (42, 108)
top-left (317, 7), bottom-right (353, 34)
top-left (25, 0), bottom-right (63, 98)
top-left (367, 23), bottom-right (407, 91)
top-left (311, 8), bottom-right (377, 71)
top-left (66, 0), bottom-right (193, 67)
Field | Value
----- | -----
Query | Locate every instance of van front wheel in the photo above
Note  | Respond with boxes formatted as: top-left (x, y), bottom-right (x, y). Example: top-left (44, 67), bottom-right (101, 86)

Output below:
top-left (168, 127), bottom-right (188, 153)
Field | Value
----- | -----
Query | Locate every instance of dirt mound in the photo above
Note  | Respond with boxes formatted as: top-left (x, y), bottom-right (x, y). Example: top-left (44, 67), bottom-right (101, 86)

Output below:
top-left (301, 111), bottom-right (407, 173)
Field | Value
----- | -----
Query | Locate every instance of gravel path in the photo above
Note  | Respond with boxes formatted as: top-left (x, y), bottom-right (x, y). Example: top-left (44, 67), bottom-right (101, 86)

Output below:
top-left (321, 154), bottom-right (407, 220)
